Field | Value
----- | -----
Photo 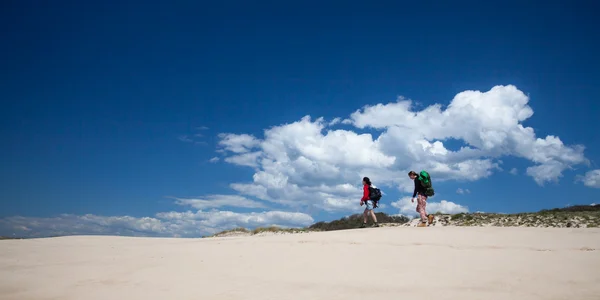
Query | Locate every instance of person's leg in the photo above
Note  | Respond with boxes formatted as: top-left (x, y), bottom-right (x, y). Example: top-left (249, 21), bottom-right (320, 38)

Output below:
top-left (361, 208), bottom-right (368, 227)
top-left (366, 200), bottom-right (378, 226)
top-left (362, 201), bottom-right (376, 227)
top-left (369, 209), bottom-right (379, 227)
top-left (421, 195), bottom-right (428, 222)
top-left (417, 194), bottom-right (428, 223)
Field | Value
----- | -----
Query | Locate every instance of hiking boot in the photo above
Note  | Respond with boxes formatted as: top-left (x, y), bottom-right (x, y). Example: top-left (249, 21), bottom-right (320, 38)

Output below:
top-left (372, 223), bottom-right (380, 227)
top-left (360, 223), bottom-right (367, 228)
top-left (427, 214), bottom-right (434, 225)
top-left (417, 222), bottom-right (427, 227)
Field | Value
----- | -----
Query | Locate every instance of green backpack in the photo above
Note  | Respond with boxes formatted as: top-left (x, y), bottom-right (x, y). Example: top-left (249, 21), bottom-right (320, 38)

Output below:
top-left (418, 170), bottom-right (435, 197)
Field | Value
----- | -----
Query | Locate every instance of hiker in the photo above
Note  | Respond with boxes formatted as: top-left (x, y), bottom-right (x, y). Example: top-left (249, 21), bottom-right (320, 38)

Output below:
top-left (408, 171), bottom-right (434, 227)
top-left (360, 177), bottom-right (379, 228)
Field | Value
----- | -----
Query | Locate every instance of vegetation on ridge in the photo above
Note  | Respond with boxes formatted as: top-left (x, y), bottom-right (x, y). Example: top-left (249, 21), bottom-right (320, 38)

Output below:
top-left (208, 212), bottom-right (409, 237)
top-left (429, 204), bottom-right (600, 228)
top-left (209, 204), bottom-right (600, 237)
top-left (0, 236), bottom-right (23, 240)
top-left (309, 212), bottom-right (409, 231)
top-left (207, 226), bottom-right (313, 237)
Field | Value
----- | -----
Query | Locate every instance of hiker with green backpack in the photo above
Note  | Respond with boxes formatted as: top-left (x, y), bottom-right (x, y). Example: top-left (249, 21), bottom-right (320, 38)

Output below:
top-left (408, 170), bottom-right (435, 227)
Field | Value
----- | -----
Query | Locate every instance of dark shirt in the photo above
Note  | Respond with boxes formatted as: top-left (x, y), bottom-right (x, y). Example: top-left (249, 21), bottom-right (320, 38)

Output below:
top-left (412, 177), bottom-right (425, 198)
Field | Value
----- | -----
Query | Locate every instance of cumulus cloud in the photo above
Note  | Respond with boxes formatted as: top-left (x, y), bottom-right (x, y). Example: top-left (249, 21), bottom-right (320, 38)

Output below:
top-left (214, 85), bottom-right (587, 215)
top-left (217, 115), bottom-right (398, 212)
top-left (0, 210), bottom-right (314, 238)
top-left (576, 169), bottom-right (600, 188)
top-left (328, 117), bottom-right (342, 126)
top-left (510, 168), bottom-right (518, 175)
top-left (218, 133), bottom-right (261, 153)
top-left (172, 195), bottom-right (266, 209)
top-left (344, 85), bottom-right (587, 184)
top-left (391, 197), bottom-right (469, 216)
top-left (224, 151), bottom-right (262, 167)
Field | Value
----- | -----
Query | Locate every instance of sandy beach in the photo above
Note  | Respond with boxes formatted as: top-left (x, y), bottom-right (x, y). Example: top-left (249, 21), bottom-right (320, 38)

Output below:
top-left (1, 226), bottom-right (599, 300)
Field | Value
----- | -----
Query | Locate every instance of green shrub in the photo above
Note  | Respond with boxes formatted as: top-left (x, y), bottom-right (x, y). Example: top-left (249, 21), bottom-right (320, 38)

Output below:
top-left (308, 212), bottom-right (409, 231)
top-left (452, 213), bottom-right (466, 220)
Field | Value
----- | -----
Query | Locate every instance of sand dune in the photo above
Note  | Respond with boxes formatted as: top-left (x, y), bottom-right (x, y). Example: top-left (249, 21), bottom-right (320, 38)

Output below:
top-left (1, 226), bottom-right (599, 300)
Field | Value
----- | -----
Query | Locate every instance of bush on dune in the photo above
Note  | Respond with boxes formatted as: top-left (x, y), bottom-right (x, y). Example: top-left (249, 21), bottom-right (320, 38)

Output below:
top-left (308, 212), bottom-right (409, 231)
top-left (538, 205), bottom-right (600, 213)
top-left (431, 204), bottom-right (600, 228)
top-left (0, 236), bottom-right (23, 240)
top-left (209, 212), bottom-right (409, 237)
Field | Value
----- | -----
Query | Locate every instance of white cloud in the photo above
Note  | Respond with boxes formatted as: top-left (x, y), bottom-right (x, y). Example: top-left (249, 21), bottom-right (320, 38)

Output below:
top-left (344, 85), bottom-right (587, 184)
top-left (217, 115), bottom-right (396, 213)
top-left (576, 169), bottom-right (600, 188)
top-left (213, 85), bottom-right (588, 216)
top-left (391, 197), bottom-right (469, 216)
top-left (209, 157), bottom-right (220, 163)
top-left (510, 168), bottom-right (518, 175)
top-left (328, 117), bottom-right (342, 126)
top-left (155, 210), bottom-right (314, 235)
top-left (456, 188), bottom-right (471, 194)
top-left (172, 195), bottom-right (267, 210)
top-left (217, 133), bottom-right (260, 153)
top-left (224, 151), bottom-right (262, 167)
top-left (0, 210), bottom-right (314, 238)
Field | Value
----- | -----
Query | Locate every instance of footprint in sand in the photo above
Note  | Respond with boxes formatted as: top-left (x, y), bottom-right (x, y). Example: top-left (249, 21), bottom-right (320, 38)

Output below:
top-left (579, 247), bottom-right (596, 251)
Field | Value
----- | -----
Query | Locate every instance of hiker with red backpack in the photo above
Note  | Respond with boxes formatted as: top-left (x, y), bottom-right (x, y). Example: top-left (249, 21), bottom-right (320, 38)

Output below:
top-left (360, 176), bottom-right (382, 228)
top-left (408, 171), bottom-right (435, 227)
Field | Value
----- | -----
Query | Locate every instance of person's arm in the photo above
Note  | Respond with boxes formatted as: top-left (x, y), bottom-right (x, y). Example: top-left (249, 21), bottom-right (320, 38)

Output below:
top-left (361, 185), bottom-right (369, 202)
top-left (412, 179), bottom-right (418, 198)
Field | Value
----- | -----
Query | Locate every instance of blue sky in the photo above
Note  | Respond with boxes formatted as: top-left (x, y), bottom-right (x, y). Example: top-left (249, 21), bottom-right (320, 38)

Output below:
top-left (1, 1), bottom-right (599, 237)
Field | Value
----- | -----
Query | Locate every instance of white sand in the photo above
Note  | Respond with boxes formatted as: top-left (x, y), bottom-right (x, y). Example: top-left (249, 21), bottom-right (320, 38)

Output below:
top-left (1, 226), bottom-right (599, 300)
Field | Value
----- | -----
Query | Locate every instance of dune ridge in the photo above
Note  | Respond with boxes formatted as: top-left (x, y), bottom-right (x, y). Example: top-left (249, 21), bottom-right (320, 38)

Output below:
top-left (209, 206), bottom-right (600, 237)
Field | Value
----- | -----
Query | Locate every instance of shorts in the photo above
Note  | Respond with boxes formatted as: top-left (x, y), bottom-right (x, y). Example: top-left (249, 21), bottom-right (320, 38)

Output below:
top-left (364, 200), bottom-right (375, 210)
